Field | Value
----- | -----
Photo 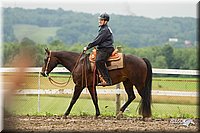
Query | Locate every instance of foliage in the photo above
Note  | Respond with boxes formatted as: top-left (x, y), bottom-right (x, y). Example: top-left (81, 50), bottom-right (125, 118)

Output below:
top-left (3, 7), bottom-right (197, 47)
top-left (123, 44), bottom-right (198, 69)
top-left (21, 37), bottom-right (36, 46)
top-left (3, 40), bottom-right (198, 70)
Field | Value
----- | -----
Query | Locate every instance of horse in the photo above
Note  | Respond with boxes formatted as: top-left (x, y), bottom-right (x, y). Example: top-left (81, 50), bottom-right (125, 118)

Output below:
top-left (41, 48), bottom-right (152, 119)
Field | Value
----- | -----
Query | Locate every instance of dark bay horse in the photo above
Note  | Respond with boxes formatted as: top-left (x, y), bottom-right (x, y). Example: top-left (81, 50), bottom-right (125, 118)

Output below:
top-left (41, 49), bottom-right (152, 119)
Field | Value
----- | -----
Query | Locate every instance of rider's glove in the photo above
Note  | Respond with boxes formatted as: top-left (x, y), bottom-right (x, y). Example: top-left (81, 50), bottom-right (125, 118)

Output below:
top-left (83, 47), bottom-right (87, 53)
top-left (83, 47), bottom-right (87, 51)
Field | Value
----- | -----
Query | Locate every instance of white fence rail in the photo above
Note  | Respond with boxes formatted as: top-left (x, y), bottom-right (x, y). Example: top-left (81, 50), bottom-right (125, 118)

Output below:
top-left (1, 67), bottom-right (198, 97)
top-left (0, 67), bottom-right (66, 73)
top-left (1, 67), bottom-right (199, 96)
top-left (0, 67), bottom-right (199, 75)
top-left (16, 89), bottom-right (198, 97)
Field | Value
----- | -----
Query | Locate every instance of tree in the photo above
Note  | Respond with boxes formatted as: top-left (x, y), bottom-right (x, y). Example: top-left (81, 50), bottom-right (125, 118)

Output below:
top-left (162, 44), bottom-right (174, 68)
top-left (3, 23), bottom-right (16, 42)
top-left (3, 43), bottom-right (20, 66)
top-left (188, 54), bottom-right (198, 69)
top-left (20, 37), bottom-right (36, 46)
top-left (153, 56), bottom-right (167, 68)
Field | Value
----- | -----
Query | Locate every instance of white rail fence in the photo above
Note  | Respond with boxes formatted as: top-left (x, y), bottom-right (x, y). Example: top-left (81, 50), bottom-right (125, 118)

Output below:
top-left (1, 67), bottom-right (199, 97)
top-left (1, 67), bottom-right (198, 113)
top-left (16, 89), bottom-right (197, 97)
top-left (0, 67), bottom-right (199, 75)
top-left (1, 67), bottom-right (198, 97)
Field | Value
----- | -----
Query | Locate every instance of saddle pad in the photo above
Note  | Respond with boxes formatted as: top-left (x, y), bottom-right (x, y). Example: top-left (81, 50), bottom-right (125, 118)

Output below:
top-left (90, 53), bottom-right (124, 71)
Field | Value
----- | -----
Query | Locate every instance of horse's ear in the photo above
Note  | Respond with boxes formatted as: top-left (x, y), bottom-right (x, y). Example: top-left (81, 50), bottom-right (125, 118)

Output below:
top-left (45, 48), bottom-right (50, 55)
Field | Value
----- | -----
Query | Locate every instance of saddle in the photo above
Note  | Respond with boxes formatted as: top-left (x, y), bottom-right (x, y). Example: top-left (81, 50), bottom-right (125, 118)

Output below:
top-left (89, 48), bottom-right (121, 62)
top-left (89, 48), bottom-right (124, 71)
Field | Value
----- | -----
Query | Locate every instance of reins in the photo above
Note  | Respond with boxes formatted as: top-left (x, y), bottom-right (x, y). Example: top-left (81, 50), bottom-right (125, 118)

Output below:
top-left (48, 76), bottom-right (71, 87)
top-left (45, 50), bottom-right (96, 98)
top-left (82, 53), bottom-right (88, 88)
top-left (45, 51), bottom-right (84, 87)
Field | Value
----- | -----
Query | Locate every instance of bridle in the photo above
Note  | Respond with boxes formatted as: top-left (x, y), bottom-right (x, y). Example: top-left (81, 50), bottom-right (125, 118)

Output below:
top-left (43, 50), bottom-right (95, 98)
top-left (43, 51), bottom-right (86, 88)
top-left (44, 51), bottom-right (52, 77)
top-left (43, 50), bottom-right (71, 87)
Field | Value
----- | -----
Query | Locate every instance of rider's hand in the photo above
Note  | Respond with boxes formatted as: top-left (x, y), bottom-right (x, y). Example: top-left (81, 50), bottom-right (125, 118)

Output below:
top-left (83, 47), bottom-right (87, 53)
top-left (84, 47), bottom-right (87, 51)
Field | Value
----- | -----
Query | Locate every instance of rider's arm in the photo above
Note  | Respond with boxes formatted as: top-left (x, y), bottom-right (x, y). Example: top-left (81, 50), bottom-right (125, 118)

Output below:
top-left (87, 29), bottom-right (107, 50)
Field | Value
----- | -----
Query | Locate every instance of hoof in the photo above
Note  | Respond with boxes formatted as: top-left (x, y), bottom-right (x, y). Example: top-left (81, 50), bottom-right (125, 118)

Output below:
top-left (62, 115), bottom-right (68, 119)
top-left (142, 117), bottom-right (152, 122)
top-left (116, 111), bottom-right (123, 120)
top-left (94, 116), bottom-right (98, 119)
top-left (94, 114), bottom-right (100, 119)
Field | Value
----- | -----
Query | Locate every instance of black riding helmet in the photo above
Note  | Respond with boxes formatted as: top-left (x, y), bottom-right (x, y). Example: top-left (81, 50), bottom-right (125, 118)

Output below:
top-left (99, 13), bottom-right (110, 21)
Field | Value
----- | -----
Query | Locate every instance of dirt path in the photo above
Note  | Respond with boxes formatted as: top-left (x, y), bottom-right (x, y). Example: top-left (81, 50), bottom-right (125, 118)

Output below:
top-left (3, 115), bottom-right (199, 132)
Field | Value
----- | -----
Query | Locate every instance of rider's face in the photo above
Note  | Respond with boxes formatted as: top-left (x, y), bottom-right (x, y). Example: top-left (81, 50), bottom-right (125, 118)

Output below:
top-left (99, 19), bottom-right (107, 26)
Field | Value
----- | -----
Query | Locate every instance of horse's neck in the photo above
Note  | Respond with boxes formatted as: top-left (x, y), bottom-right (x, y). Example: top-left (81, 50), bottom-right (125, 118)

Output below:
top-left (55, 51), bottom-right (80, 72)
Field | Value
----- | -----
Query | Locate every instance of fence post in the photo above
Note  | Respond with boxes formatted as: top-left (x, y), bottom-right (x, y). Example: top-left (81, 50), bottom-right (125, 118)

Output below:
top-left (116, 83), bottom-right (121, 115)
top-left (115, 46), bottom-right (122, 115)
top-left (38, 72), bottom-right (40, 112)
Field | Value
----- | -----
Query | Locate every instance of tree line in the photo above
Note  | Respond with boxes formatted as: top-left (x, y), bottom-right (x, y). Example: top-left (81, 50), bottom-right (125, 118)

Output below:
top-left (3, 38), bottom-right (198, 70)
top-left (3, 7), bottom-right (197, 48)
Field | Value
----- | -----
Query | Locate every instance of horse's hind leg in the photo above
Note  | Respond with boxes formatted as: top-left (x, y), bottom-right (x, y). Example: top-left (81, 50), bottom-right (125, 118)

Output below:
top-left (136, 84), bottom-right (152, 119)
top-left (88, 86), bottom-right (100, 118)
top-left (63, 85), bottom-right (84, 118)
top-left (116, 79), bottom-right (135, 119)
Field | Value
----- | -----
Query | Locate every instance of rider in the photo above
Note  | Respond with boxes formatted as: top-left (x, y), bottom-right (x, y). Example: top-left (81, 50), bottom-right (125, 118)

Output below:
top-left (83, 13), bottom-right (114, 86)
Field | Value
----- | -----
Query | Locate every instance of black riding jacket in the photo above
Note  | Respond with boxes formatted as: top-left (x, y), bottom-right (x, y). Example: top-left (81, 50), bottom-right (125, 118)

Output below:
top-left (87, 24), bottom-right (114, 50)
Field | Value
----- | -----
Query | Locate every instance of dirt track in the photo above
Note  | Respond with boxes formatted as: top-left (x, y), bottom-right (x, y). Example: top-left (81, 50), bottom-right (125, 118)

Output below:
top-left (3, 115), bottom-right (199, 132)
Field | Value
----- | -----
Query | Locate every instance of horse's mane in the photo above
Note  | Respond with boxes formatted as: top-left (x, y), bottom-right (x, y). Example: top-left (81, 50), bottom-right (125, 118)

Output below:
top-left (53, 51), bottom-right (80, 58)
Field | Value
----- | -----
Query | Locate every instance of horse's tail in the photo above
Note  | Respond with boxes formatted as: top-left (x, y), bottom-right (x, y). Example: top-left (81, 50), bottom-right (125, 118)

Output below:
top-left (139, 58), bottom-right (152, 118)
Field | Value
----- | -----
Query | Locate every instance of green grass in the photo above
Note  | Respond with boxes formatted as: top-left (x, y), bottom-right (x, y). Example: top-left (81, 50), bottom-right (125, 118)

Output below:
top-left (7, 95), bottom-right (198, 118)
top-left (13, 24), bottom-right (60, 44)
top-left (152, 77), bottom-right (198, 92)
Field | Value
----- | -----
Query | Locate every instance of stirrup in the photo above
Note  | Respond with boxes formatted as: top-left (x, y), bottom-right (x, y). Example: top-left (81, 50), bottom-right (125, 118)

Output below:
top-left (97, 82), bottom-right (112, 86)
top-left (97, 70), bottom-right (112, 86)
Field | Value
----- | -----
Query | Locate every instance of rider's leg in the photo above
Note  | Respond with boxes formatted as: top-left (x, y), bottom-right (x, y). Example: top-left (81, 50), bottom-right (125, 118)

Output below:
top-left (95, 48), bottom-right (114, 86)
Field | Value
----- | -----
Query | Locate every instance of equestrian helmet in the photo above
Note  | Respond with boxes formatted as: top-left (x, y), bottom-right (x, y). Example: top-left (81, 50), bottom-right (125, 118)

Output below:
top-left (99, 13), bottom-right (110, 21)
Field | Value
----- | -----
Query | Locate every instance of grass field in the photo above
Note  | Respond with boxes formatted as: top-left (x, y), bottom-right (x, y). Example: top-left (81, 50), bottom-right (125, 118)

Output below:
top-left (7, 95), bottom-right (198, 118)
top-left (13, 24), bottom-right (60, 44)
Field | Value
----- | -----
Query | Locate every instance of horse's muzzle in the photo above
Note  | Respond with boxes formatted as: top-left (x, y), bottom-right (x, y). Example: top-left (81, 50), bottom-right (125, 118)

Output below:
top-left (41, 71), bottom-right (48, 77)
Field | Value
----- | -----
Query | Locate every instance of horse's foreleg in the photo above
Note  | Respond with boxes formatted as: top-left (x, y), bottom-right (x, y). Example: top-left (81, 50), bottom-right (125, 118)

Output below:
top-left (88, 86), bottom-right (100, 118)
top-left (116, 79), bottom-right (135, 119)
top-left (63, 85), bottom-right (84, 117)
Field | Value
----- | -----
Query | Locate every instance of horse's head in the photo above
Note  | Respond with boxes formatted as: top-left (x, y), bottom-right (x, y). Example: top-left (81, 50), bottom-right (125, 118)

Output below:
top-left (41, 48), bottom-right (59, 77)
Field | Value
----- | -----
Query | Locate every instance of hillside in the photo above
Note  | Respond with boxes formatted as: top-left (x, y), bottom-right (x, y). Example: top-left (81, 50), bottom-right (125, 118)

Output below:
top-left (3, 7), bottom-right (197, 47)
top-left (13, 24), bottom-right (60, 44)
